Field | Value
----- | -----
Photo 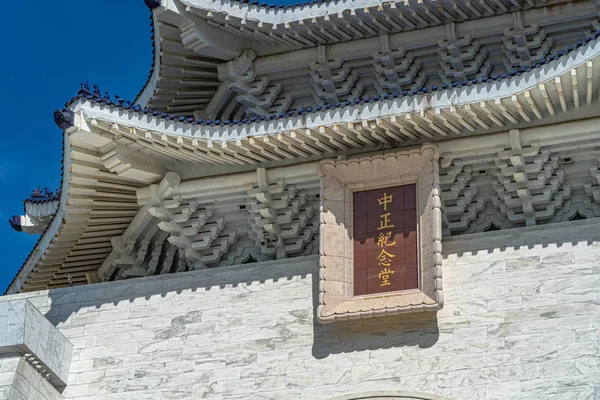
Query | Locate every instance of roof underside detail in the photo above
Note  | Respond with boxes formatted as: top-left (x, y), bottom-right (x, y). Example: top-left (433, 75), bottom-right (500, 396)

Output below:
top-left (8, 0), bottom-right (600, 294)
top-left (142, 0), bottom-right (598, 119)
top-left (7, 34), bottom-right (600, 294)
top-left (73, 37), bottom-right (600, 173)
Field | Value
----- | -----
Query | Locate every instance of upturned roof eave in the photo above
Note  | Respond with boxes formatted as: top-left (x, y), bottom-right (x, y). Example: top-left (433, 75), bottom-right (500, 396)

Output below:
top-left (177, 0), bottom-right (571, 25)
top-left (71, 36), bottom-right (600, 151)
top-left (6, 19), bottom-right (600, 294)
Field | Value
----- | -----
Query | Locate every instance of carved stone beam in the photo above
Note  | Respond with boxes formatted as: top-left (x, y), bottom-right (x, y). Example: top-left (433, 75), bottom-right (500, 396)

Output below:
top-left (137, 172), bottom-right (182, 206)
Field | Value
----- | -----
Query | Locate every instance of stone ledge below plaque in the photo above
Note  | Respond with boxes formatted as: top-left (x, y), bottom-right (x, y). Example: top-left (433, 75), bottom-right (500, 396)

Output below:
top-left (317, 143), bottom-right (444, 323)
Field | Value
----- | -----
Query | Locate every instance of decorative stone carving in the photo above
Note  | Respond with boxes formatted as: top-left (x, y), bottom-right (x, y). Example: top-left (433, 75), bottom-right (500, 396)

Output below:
top-left (317, 143), bottom-right (443, 324)
top-left (207, 49), bottom-right (282, 119)
top-left (246, 168), bottom-right (318, 259)
top-left (438, 128), bottom-right (598, 235)
top-left (439, 164), bottom-right (485, 236)
top-left (491, 130), bottom-right (571, 226)
top-left (437, 23), bottom-right (490, 83)
top-left (372, 35), bottom-right (425, 94)
top-left (310, 45), bottom-right (364, 105)
top-left (502, 12), bottom-right (553, 70)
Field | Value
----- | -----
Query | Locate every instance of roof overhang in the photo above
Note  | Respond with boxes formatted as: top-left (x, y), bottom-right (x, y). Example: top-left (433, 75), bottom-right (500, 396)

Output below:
top-left (76, 37), bottom-right (600, 176)
top-left (7, 32), bottom-right (600, 294)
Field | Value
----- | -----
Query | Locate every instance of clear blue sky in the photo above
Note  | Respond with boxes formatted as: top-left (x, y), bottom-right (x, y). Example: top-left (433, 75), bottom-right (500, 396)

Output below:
top-left (0, 1), bottom-right (152, 290)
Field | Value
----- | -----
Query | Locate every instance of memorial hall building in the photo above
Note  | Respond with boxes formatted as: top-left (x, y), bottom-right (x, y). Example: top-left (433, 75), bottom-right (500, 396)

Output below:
top-left (2, 0), bottom-right (600, 398)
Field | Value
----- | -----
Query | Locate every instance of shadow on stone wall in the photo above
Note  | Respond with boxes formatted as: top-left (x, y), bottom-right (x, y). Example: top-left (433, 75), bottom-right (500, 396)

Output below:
top-left (40, 255), bottom-right (440, 362)
top-left (444, 218), bottom-right (600, 257)
top-left (43, 257), bottom-right (315, 326)
top-left (310, 271), bottom-right (440, 359)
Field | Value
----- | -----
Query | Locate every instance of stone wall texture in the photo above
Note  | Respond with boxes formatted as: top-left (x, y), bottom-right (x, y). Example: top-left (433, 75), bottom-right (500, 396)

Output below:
top-left (0, 356), bottom-right (62, 400)
top-left (2, 218), bottom-right (600, 400)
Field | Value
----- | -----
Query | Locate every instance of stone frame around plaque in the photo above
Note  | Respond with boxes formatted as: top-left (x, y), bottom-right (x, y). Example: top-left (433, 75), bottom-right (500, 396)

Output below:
top-left (317, 143), bottom-right (444, 323)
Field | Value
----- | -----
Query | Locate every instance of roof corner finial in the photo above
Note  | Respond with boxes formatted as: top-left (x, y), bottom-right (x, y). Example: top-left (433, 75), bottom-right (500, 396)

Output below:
top-left (144, 0), bottom-right (161, 10)
top-left (8, 216), bottom-right (22, 232)
top-left (53, 109), bottom-right (75, 131)
top-left (78, 80), bottom-right (91, 96)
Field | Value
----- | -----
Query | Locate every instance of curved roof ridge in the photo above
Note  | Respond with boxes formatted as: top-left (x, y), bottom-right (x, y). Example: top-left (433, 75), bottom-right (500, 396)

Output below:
top-left (179, 0), bottom-right (560, 16)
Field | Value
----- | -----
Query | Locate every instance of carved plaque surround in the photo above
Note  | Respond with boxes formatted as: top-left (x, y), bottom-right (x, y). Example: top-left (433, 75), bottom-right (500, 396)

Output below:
top-left (317, 143), bottom-right (443, 323)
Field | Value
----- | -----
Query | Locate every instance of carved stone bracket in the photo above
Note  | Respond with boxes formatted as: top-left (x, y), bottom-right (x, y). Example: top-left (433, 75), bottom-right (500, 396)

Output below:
top-left (206, 49), bottom-right (283, 119)
top-left (502, 12), bottom-right (553, 70)
top-left (440, 165), bottom-right (485, 235)
top-left (317, 143), bottom-right (443, 324)
top-left (246, 168), bottom-right (318, 259)
top-left (491, 130), bottom-right (571, 226)
top-left (310, 45), bottom-right (364, 105)
top-left (437, 23), bottom-right (491, 83)
top-left (372, 35), bottom-right (425, 94)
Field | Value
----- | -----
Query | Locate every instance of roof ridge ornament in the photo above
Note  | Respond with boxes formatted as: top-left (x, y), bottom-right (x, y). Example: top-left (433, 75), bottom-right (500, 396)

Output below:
top-left (144, 0), bottom-right (161, 10)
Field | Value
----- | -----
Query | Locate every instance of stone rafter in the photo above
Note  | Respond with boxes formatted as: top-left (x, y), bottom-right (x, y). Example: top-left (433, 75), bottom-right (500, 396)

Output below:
top-left (437, 22), bottom-right (491, 83)
top-left (310, 45), bottom-right (364, 105)
top-left (491, 130), bottom-right (571, 226)
top-left (372, 34), bottom-right (425, 94)
top-left (245, 168), bottom-right (318, 259)
top-left (502, 12), bottom-right (553, 70)
top-left (205, 49), bottom-right (283, 120)
top-left (439, 163), bottom-right (485, 235)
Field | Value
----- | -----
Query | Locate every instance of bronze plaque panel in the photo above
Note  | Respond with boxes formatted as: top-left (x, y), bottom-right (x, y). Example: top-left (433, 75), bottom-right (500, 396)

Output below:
top-left (353, 184), bottom-right (418, 296)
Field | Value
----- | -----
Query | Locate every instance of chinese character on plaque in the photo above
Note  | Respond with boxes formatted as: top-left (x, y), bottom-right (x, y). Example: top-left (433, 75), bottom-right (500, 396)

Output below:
top-left (353, 184), bottom-right (418, 296)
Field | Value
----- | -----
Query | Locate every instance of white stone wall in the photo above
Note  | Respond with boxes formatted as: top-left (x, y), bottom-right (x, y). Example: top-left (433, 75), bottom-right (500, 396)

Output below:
top-left (0, 356), bottom-right (21, 398)
top-left (4, 219), bottom-right (600, 400)
top-left (0, 356), bottom-right (62, 400)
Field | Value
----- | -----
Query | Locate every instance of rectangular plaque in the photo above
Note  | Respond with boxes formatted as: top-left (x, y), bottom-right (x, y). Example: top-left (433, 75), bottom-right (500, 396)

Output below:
top-left (353, 184), bottom-right (418, 296)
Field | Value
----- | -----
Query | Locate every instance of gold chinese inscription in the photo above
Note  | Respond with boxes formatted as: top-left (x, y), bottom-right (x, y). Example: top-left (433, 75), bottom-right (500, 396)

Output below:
top-left (376, 193), bottom-right (396, 286)
top-left (378, 268), bottom-right (395, 286)
top-left (353, 184), bottom-right (419, 296)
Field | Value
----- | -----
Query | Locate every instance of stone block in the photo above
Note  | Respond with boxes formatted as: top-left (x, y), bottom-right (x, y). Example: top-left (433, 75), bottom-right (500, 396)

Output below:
top-left (0, 299), bottom-right (73, 389)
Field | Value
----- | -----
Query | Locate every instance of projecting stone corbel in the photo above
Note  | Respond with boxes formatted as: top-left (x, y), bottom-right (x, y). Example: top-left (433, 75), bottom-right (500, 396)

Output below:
top-left (502, 12), bottom-right (552, 70)
top-left (310, 45), bottom-right (364, 104)
top-left (204, 49), bottom-right (283, 119)
top-left (156, 0), bottom-right (245, 60)
top-left (437, 22), bottom-right (490, 83)
top-left (100, 142), bottom-right (169, 183)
